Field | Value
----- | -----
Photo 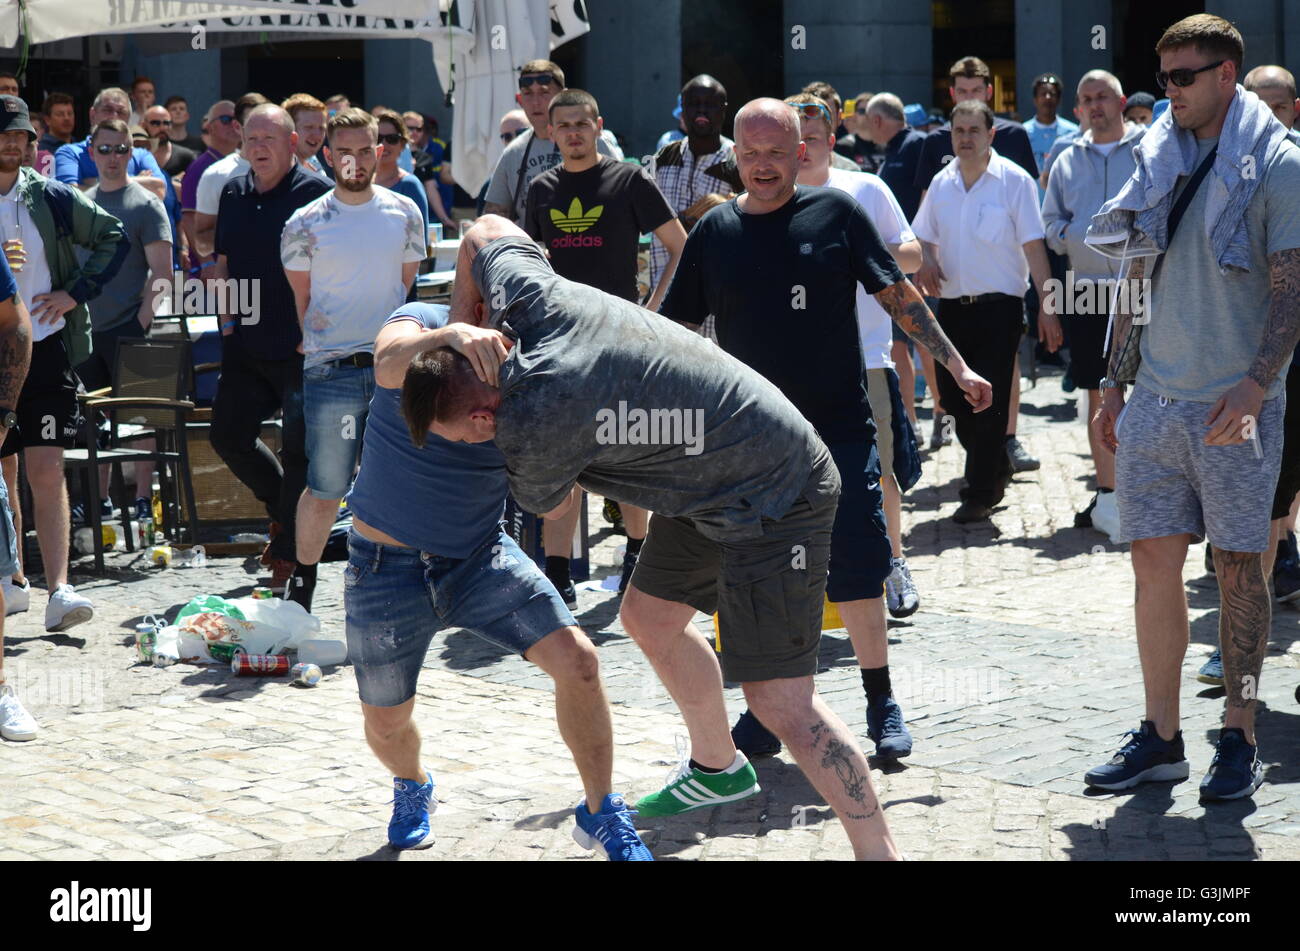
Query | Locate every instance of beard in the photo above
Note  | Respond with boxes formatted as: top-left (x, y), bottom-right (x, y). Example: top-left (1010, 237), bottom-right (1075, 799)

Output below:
top-left (0, 153), bottom-right (21, 173)
top-left (337, 166), bottom-right (375, 191)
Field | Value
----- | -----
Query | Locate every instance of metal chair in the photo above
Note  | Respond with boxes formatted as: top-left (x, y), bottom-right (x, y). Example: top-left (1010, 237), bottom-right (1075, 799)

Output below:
top-left (65, 338), bottom-right (198, 571)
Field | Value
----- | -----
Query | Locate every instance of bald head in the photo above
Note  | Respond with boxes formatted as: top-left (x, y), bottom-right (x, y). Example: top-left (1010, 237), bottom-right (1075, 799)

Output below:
top-left (734, 98), bottom-right (801, 149)
top-left (1244, 65), bottom-right (1298, 129)
top-left (245, 103), bottom-right (295, 136)
top-left (242, 104), bottom-right (297, 189)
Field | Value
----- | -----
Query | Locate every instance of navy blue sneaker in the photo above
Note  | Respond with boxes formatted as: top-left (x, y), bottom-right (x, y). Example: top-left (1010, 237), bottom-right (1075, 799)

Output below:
top-left (1084, 721), bottom-right (1188, 790)
top-left (866, 694), bottom-right (912, 759)
top-left (387, 772), bottom-right (436, 849)
top-left (1199, 729), bottom-right (1264, 801)
top-left (1197, 650), bottom-right (1224, 685)
top-left (731, 708), bottom-right (782, 757)
top-left (572, 793), bottom-right (653, 861)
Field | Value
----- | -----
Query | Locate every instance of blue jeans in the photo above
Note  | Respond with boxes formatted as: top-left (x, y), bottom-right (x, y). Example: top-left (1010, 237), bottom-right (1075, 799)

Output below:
top-left (0, 473), bottom-right (19, 577)
top-left (344, 529), bottom-right (576, 707)
top-left (304, 362), bottom-right (375, 498)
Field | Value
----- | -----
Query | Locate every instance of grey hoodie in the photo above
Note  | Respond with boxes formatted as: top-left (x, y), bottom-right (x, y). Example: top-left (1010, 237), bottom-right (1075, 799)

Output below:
top-left (1042, 122), bottom-right (1145, 279)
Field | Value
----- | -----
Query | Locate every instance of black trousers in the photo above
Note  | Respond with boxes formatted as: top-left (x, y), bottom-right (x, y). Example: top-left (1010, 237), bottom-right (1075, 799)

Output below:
top-left (209, 336), bottom-right (306, 561)
top-left (935, 296), bottom-right (1022, 506)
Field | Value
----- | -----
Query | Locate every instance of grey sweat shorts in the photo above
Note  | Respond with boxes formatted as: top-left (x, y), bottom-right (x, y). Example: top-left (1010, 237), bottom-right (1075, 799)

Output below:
top-left (1115, 384), bottom-right (1284, 552)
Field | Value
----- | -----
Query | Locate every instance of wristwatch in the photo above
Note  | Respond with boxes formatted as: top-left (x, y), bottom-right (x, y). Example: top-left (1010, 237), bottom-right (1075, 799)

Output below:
top-left (0, 407), bottom-right (16, 429)
top-left (1098, 378), bottom-right (1124, 391)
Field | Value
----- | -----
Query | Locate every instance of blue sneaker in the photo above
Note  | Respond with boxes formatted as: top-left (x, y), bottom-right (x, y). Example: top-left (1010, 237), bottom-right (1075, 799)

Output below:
top-left (573, 793), bottom-right (654, 861)
top-left (1200, 729), bottom-right (1264, 801)
top-left (1084, 721), bottom-right (1188, 790)
top-left (731, 708), bottom-right (782, 758)
top-left (866, 694), bottom-right (912, 759)
top-left (387, 772), bottom-right (436, 849)
top-left (1197, 650), bottom-right (1224, 685)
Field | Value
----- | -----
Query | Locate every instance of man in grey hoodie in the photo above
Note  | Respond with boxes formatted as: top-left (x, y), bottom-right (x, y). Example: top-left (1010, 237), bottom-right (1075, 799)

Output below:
top-left (1042, 69), bottom-right (1145, 539)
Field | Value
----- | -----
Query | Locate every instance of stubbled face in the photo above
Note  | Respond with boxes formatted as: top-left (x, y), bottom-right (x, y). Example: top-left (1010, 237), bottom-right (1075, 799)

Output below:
top-left (1077, 80), bottom-right (1124, 136)
top-left (91, 129), bottom-right (131, 181)
top-left (143, 105), bottom-right (172, 145)
top-left (549, 105), bottom-right (600, 162)
top-left (735, 112), bottom-right (804, 207)
top-left (48, 102), bottom-right (75, 136)
top-left (517, 74), bottom-right (560, 129)
top-left (951, 76), bottom-right (992, 104)
top-left (1252, 85), bottom-right (1298, 129)
top-left (91, 95), bottom-right (130, 126)
top-left (951, 113), bottom-right (994, 161)
top-left (208, 106), bottom-right (240, 152)
top-left (0, 129), bottom-right (28, 173)
top-left (327, 125), bottom-right (378, 191)
top-left (1161, 47), bottom-right (1232, 132)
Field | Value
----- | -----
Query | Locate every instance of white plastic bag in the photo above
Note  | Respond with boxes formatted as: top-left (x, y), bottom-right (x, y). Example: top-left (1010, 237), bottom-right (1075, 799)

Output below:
top-left (229, 597), bottom-right (321, 649)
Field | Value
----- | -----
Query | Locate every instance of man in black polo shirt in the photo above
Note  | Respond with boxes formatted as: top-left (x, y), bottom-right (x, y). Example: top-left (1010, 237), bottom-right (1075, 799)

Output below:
top-left (660, 97), bottom-right (992, 764)
top-left (524, 88), bottom-right (687, 596)
top-left (210, 104), bottom-right (329, 588)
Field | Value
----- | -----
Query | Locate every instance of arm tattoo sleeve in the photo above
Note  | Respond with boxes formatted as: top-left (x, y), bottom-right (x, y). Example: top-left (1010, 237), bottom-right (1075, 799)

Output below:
top-left (1106, 256), bottom-right (1146, 381)
top-left (1248, 247), bottom-right (1300, 391)
top-left (0, 315), bottom-right (31, 411)
top-left (874, 279), bottom-right (956, 367)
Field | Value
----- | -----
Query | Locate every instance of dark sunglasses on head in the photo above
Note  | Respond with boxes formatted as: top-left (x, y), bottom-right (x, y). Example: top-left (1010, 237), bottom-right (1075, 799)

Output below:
top-left (1156, 60), bottom-right (1224, 90)
top-left (378, 132), bottom-right (404, 145)
top-left (518, 74), bottom-right (556, 90)
top-left (94, 144), bottom-right (132, 155)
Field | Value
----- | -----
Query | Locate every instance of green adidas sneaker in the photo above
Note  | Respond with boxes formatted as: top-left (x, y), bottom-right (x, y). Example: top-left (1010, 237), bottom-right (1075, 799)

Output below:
top-left (635, 751), bottom-right (760, 817)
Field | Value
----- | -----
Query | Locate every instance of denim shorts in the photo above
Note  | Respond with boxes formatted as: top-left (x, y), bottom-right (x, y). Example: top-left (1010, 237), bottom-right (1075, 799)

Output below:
top-left (0, 473), bottom-right (19, 577)
top-left (824, 439), bottom-right (893, 602)
top-left (304, 362), bottom-right (375, 499)
top-left (344, 529), bottom-right (576, 707)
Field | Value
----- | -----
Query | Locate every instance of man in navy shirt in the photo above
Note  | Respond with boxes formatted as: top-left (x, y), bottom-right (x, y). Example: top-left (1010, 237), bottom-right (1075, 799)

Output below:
top-left (347, 300), bottom-right (651, 861)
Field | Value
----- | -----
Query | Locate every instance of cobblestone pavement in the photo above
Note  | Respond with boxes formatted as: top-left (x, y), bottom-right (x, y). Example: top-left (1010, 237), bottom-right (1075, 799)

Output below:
top-left (2, 370), bottom-right (1298, 860)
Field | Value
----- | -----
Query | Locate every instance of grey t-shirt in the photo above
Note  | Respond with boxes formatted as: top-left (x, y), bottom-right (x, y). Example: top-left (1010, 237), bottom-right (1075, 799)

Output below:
top-left (483, 128), bottom-right (621, 223)
top-left (84, 181), bottom-right (171, 332)
top-left (1142, 136), bottom-right (1300, 401)
top-left (473, 237), bottom-right (839, 541)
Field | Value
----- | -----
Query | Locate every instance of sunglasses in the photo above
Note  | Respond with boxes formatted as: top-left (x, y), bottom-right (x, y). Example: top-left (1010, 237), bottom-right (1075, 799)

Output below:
top-left (404, 125), bottom-right (422, 135)
top-left (501, 129), bottom-right (525, 143)
top-left (145, 118), bottom-right (172, 127)
top-left (94, 144), bottom-right (132, 155)
top-left (378, 132), bottom-right (404, 145)
top-left (518, 74), bottom-right (557, 90)
top-left (212, 114), bottom-right (236, 125)
top-left (1156, 60), bottom-right (1224, 91)
top-left (793, 101), bottom-right (833, 128)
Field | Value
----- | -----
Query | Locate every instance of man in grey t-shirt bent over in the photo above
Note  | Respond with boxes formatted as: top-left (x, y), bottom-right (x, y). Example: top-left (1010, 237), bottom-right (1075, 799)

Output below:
top-left (399, 214), bottom-right (902, 860)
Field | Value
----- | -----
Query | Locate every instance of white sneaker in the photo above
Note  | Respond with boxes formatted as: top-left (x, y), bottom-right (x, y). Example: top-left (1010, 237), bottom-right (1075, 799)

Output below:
top-left (44, 584), bottom-right (94, 633)
top-left (0, 682), bottom-right (38, 741)
top-left (2, 576), bottom-right (29, 616)
top-left (1092, 490), bottom-right (1121, 543)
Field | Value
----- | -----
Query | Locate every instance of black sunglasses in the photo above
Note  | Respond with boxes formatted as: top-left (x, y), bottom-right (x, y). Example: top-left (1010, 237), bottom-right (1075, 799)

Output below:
top-left (1156, 60), bottom-right (1224, 91)
top-left (500, 129), bottom-right (524, 143)
top-left (94, 144), bottom-right (131, 155)
top-left (212, 114), bottom-right (236, 125)
top-left (378, 132), bottom-right (404, 145)
top-left (518, 74), bottom-right (557, 90)
top-left (145, 118), bottom-right (172, 127)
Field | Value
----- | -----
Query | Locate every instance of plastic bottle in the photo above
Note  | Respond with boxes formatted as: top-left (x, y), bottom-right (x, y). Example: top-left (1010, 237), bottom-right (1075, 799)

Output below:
top-left (298, 639), bottom-right (348, 667)
top-left (150, 476), bottom-right (163, 530)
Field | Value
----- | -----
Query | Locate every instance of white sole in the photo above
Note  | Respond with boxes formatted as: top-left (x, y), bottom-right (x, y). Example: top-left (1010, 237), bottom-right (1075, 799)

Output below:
top-left (1, 727), bottom-right (38, 741)
top-left (646, 781), bottom-right (762, 815)
top-left (45, 605), bottom-right (94, 633)
top-left (1086, 760), bottom-right (1189, 791)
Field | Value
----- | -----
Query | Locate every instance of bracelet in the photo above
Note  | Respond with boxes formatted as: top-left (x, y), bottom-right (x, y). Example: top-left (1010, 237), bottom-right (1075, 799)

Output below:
top-left (199, 261), bottom-right (216, 270)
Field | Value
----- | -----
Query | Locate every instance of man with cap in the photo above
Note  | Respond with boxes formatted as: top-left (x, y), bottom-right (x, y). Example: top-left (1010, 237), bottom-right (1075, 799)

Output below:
top-left (1123, 92), bottom-right (1156, 126)
top-left (0, 95), bottom-right (126, 630)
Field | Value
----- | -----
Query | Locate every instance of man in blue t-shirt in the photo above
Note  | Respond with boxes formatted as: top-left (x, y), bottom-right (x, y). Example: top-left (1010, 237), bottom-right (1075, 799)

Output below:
top-left (343, 301), bottom-right (651, 860)
top-left (1022, 72), bottom-right (1080, 200)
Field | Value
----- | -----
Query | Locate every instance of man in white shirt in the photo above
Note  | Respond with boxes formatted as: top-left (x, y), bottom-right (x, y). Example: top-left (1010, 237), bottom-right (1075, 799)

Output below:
top-left (787, 92), bottom-right (925, 619)
top-left (280, 108), bottom-right (425, 610)
top-left (912, 100), bottom-right (1062, 523)
top-left (193, 93), bottom-right (269, 259)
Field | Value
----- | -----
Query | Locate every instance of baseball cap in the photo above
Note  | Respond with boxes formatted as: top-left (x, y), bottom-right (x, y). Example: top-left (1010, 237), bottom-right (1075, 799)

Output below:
top-left (1124, 91), bottom-right (1156, 113)
top-left (0, 95), bottom-right (36, 140)
top-left (904, 103), bottom-right (928, 128)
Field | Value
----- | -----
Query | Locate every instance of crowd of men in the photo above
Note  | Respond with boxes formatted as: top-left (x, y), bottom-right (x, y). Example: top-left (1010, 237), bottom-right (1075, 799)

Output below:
top-left (0, 11), bottom-right (1297, 862)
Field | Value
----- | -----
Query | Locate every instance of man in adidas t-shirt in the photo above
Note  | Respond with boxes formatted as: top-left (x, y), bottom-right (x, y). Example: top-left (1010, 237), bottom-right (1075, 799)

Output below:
top-left (524, 89), bottom-right (686, 596)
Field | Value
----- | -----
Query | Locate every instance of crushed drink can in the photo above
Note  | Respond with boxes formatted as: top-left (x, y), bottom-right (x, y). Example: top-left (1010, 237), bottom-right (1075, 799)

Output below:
top-left (231, 653), bottom-right (290, 676)
top-left (291, 662), bottom-right (322, 687)
top-left (252, 587), bottom-right (275, 599)
top-left (152, 651), bottom-right (177, 668)
top-left (135, 624), bottom-right (157, 663)
top-left (208, 641), bottom-right (244, 664)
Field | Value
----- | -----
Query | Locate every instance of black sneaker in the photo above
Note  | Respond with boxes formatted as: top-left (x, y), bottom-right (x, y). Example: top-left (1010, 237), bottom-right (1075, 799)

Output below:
top-left (1084, 720), bottom-right (1188, 790)
top-left (618, 549), bottom-right (638, 594)
top-left (1199, 728), bottom-right (1264, 801)
top-left (1005, 436), bottom-right (1040, 472)
top-left (731, 709), bottom-right (782, 758)
top-left (953, 500), bottom-right (993, 524)
top-left (555, 579), bottom-right (577, 609)
top-left (1273, 558), bottom-right (1300, 604)
top-left (1074, 492), bottom-right (1098, 528)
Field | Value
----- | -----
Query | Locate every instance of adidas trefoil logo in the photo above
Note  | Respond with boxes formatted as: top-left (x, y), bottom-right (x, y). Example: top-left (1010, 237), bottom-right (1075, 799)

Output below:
top-left (550, 196), bottom-right (604, 233)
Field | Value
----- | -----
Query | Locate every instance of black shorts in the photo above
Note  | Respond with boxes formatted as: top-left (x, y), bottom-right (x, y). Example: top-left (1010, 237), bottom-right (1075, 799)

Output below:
top-left (1063, 313), bottom-right (1109, 391)
top-left (76, 318), bottom-right (147, 394)
top-left (1271, 358), bottom-right (1300, 520)
top-left (825, 439), bottom-right (894, 601)
top-left (0, 334), bottom-right (82, 458)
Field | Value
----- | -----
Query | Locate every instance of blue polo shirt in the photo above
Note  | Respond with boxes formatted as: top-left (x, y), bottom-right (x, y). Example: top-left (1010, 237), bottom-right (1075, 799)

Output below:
top-left (878, 126), bottom-right (926, 222)
top-left (347, 303), bottom-right (509, 557)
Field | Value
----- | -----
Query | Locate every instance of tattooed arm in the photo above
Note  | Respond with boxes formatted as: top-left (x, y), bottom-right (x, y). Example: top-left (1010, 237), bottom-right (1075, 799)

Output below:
top-left (0, 292), bottom-right (33, 437)
top-left (1093, 256), bottom-right (1147, 452)
top-left (1205, 247), bottom-right (1300, 445)
top-left (874, 278), bottom-right (992, 412)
